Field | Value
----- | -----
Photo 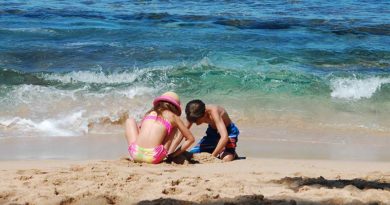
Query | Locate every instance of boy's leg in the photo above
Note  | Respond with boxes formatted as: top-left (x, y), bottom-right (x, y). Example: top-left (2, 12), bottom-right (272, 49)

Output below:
top-left (191, 124), bottom-right (240, 160)
top-left (189, 138), bottom-right (215, 153)
top-left (221, 123), bottom-right (240, 161)
top-left (189, 136), bottom-right (218, 154)
top-left (219, 147), bottom-right (237, 162)
top-left (190, 126), bottom-right (219, 154)
top-left (125, 117), bottom-right (139, 145)
top-left (220, 152), bottom-right (235, 162)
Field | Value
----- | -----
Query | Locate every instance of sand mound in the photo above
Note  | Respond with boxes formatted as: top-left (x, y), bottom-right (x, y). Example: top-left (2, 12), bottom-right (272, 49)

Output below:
top-left (192, 153), bottom-right (222, 164)
top-left (169, 152), bottom-right (221, 165)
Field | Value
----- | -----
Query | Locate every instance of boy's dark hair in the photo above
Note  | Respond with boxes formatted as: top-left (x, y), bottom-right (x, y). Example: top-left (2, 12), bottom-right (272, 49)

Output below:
top-left (185, 99), bottom-right (206, 123)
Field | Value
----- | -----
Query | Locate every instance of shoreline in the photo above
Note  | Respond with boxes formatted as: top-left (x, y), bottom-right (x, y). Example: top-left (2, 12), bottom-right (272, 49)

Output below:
top-left (1, 124), bottom-right (389, 161)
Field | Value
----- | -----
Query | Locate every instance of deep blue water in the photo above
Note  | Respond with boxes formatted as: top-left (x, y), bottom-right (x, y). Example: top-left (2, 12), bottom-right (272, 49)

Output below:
top-left (0, 0), bottom-right (389, 137)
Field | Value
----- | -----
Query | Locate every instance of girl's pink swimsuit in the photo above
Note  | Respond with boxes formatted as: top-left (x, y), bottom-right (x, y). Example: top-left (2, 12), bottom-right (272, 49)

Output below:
top-left (128, 115), bottom-right (172, 164)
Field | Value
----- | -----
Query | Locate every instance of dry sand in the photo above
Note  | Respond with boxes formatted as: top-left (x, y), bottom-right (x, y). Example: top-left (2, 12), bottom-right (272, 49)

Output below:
top-left (0, 153), bottom-right (389, 205)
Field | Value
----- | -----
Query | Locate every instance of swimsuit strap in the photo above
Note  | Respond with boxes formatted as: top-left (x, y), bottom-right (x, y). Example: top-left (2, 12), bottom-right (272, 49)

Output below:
top-left (142, 115), bottom-right (172, 135)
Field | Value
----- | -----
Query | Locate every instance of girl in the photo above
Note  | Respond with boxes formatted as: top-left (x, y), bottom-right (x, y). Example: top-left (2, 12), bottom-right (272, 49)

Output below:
top-left (125, 91), bottom-right (195, 164)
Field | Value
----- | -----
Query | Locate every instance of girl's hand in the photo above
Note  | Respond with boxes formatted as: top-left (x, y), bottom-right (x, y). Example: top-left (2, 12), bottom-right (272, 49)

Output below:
top-left (166, 154), bottom-right (174, 163)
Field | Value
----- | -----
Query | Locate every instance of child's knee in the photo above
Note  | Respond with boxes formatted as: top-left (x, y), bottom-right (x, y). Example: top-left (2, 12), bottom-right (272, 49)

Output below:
top-left (222, 154), bottom-right (235, 162)
top-left (220, 150), bottom-right (236, 162)
top-left (126, 117), bottom-right (136, 125)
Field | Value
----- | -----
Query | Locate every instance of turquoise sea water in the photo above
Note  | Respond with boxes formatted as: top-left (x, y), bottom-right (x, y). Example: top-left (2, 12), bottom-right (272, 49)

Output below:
top-left (0, 0), bottom-right (389, 137)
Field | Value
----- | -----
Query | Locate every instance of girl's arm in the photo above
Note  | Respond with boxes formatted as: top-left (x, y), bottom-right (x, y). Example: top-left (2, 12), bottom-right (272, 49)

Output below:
top-left (169, 116), bottom-right (195, 158)
top-left (168, 119), bottom-right (192, 154)
top-left (168, 132), bottom-right (183, 154)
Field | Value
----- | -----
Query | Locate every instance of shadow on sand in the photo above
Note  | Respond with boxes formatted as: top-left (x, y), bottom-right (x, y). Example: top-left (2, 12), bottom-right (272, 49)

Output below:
top-left (137, 194), bottom-right (382, 205)
top-left (138, 177), bottom-right (388, 205)
top-left (273, 176), bottom-right (390, 191)
top-left (165, 151), bottom-right (246, 165)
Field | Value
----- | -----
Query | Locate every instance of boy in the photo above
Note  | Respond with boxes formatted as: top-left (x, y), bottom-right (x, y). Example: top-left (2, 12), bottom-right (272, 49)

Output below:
top-left (169, 99), bottom-right (239, 162)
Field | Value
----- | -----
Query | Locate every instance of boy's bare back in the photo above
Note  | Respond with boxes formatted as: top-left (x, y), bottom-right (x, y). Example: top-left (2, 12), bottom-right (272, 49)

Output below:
top-left (203, 105), bottom-right (232, 129)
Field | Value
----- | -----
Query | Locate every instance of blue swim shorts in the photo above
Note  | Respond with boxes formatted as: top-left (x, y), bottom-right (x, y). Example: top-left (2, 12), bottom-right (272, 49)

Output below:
top-left (189, 123), bottom-right (239, 155)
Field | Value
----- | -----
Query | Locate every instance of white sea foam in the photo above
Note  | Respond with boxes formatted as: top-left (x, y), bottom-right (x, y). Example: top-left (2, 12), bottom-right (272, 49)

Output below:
top-left (1, 84), bottom-right (157, 117)
top-left (192, 57), bottom-right (213, 68)
top-left (41, 70), bottom-right (142, 84)
top-left (4, 84), bottom-right (83, 107)
top-left (0, 111), bottom-right (88, 137)
top-left (0, 69), bottom-right (175, 138)
top-left (0, 83), bottom-right (160, 137)
top-left (116, 86), bottom-right (156, 99)
top-left (6, 84), bottom-right (157, 105)
top-left (330, 77), bottom-right (390, 100)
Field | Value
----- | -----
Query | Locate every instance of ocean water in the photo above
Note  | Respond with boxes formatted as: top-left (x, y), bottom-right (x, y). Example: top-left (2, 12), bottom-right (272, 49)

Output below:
top-left (0, 0), bottom-right (389, 138)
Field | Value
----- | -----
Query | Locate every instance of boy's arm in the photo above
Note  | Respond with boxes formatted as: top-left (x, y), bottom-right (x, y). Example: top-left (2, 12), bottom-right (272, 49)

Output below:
top-left (210, 111), bottom-right (229, 157)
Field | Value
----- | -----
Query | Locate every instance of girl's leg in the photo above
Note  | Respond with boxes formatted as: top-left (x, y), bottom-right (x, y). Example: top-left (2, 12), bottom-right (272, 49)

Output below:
top-left (125, 117), bottom-right (139, 145)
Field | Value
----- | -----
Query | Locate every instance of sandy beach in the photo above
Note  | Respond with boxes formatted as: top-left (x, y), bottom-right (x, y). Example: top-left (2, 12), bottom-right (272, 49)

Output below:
top-left (1, 124), bottom-right (390, 205)
top-left (1, 0), bottom-right (390, 204)
top-left (0, 153), bottom-right (389, 205)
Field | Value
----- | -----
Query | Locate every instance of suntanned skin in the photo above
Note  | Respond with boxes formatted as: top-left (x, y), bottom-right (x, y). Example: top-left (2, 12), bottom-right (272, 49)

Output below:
top-left (125, 110), bottom-right (195, 158)
top-left (169, 104), bottom-right (235, 162)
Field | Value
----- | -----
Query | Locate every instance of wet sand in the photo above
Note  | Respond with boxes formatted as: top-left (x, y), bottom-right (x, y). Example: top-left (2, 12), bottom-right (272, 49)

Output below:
top-left (1, 124), bottom-right (389, 161)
